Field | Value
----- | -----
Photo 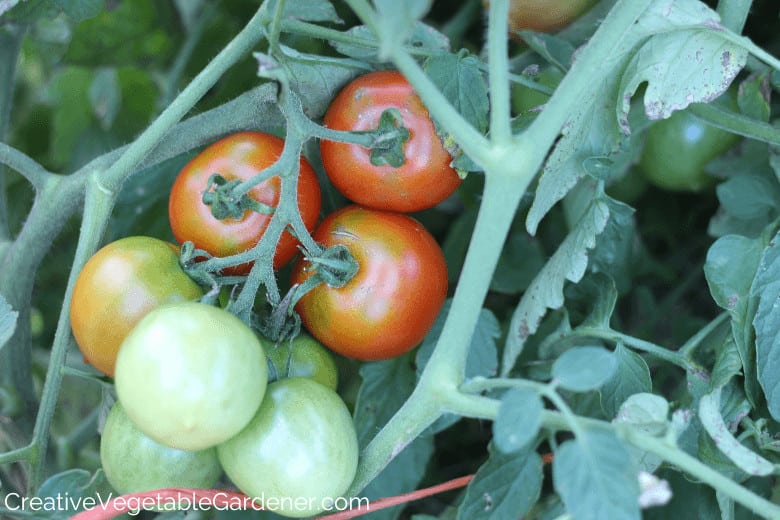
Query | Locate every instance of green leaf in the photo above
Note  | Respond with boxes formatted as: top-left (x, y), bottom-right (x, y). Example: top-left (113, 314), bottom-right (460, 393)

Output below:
top-left (0, 294), bottom-right (19, 353)
top-left (353, 355), bottom-right (434, 519)
top-left (276, 45), bottom-right (369, 119)
top-left (751, 230), bottom-right (780, 420)
top-left (457, 444), bottom-right (543, 520)
top-left (36, 469), bottom-right (109, 518)
top-left (700, 388), bottom-right (773, 477)
top-left (619, 28), bottom-right (746, 122)
top-left (503, 198), bottom-right (610, 375)
top-left (89, 67), bottom-right (121, 130)
top-left (737, 71), bottom-right (771, 122)
top-left (330, 23), bottom-right (449, 62)
top-left (552, 346), bottom-right (616, 392)
top-left (490, 230), bottom-right (545, 295)
top-left (706, 232), bottom-right (768, 408)
top-left (588, 198), bottom-right (637, 295)
top-left (576, 273), bottom-right (618, 329)
top-left (265, 0), bottom-right (342, 23)
top-left (614, 393), bottom-right (669, 472)
top-left (717, 175), bottom-right (780, 222)
top-left (711, 334), bottom-right (743, 390)
top-left (424, 51), bottom-right (489, 135)
top-left (552, 428), bottom-right (640, 520)
top-left (493, 388), bottom-right (543, 453)
top-left (514, 32), bottom-right (575, 72)
top-left (599, 343), bottom-right (652, 418)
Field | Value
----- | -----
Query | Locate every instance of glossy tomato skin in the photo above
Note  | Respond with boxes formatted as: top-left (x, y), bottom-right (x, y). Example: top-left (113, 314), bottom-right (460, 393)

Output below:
top-left (291, 206), bottom-right (448, 361)
top-left (168, 131), bottom-right (321, 273)
top-left (70, 236), bottom-right (202, 377)
top-left (100, 403), bottom-right (221, 494)
top-left (640, 107), bottom-right (740, 192)
top-left (115, 301), bottom-right (267, 451)
top-left (263, 333), bottom-right (339, 391)
top-left (487, 0), bottom-right (596, 34)
top-left (320, 71), bottom-right (461, 213)
top-left (217, 378), bottom-right (359, 518)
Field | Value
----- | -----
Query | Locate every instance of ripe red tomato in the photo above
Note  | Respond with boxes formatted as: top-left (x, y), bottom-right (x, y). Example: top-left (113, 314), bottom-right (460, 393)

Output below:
top-left (70, 236), bottom-right (203, 376)
top-left (168, 131), bottom-right (321, 273)
top-left (291, 206), bottom-right (448, 361)
top-left (320, 71), bottom-right (461, 213)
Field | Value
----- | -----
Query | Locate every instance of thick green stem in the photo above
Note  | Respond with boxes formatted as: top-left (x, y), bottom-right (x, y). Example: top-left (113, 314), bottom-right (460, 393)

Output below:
top-left (573, 326), bottom-right (694, 370)
top-left (0, 445), bottom-right (33, 465)
top-left (0, 143), bottom-right (55, 190)
top-left (27, 179), bottom-right (116, 492)
top-left (0, 25), bottom-right (24, 241)
top-left (487, 0), bottom-right (511, 144)
top-left (688, 103), bottom-right (780, 145)
top-left (717, 0), bottom-right (752, 33)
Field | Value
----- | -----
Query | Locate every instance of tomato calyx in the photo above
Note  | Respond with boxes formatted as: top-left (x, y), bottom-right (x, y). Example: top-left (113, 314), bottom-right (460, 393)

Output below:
top-left (201, 173), bottom-right (276, 220)
top-left (353, 108), bottom-right (410, 168)
top-left (304, 243), bottom-right (359, 288)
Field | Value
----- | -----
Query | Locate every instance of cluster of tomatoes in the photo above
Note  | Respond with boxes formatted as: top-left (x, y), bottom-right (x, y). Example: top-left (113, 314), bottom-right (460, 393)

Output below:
top-left (68, 70), bottom-right (458, 517)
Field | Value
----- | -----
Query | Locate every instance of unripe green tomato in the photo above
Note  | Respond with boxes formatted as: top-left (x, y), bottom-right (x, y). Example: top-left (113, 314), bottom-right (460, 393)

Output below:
top-left (263, 334), bottom-right (339, 391)
top-left (217, 378), bottom-right (359, 518)
top-left (100, 403), bottom-right (222, 494)
top-left (115, 302), bottom-right (268, 450)
top-left (639, 105), bottom-right (740, 192)
top-left (512, 67), bottom-right (564, 115)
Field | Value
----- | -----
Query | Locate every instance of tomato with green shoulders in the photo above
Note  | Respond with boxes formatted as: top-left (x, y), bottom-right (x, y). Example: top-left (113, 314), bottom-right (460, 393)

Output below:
top-left (70, 236), bottom-right (203, 377)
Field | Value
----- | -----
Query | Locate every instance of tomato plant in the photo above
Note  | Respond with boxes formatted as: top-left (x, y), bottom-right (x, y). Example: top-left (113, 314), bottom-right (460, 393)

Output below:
top-left (639, 104), bottom-right (742, 192)
top-left (69, 236), bottom-right (202, 376)
top-left (291, 205), bottom-right (448, 361)
top-left (100, 403), bottom-right (221, 494)
top-left (263, 333), bottom-right (339, 391)
top-left (168, 131), bottom-right (321, 273)
top-left (217, 378), bottom-right (359, 518)
top-left (114, 301), bottom-right (267, 450)
top-left (320, 70), bottom-right (462, 212)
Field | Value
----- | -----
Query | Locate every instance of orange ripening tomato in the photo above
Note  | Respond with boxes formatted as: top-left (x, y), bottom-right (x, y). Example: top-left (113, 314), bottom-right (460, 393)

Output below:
top-left (168, 131), bottom-right (321, 274)
top-left (320, 71), bottom-right (461, 213)
top-left (69, 237), bottom-right (203, 376)
top-left (485, 0), bottom-right (596, 34)
top-left (291, 206), bottom-right (448, 361)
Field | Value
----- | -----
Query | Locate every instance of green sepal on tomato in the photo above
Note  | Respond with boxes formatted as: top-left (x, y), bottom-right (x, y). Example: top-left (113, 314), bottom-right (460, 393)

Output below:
top-left (70, 236), bottom-right (203, 377)
top-left (291, 205), bottom-right (448, 361)
top-left (115, 301), bottom-right (267, 451)
top-left (263, 333), bottom-right (339, 391)
top-left (217, 378), bottom-right (359, 519)
top-left (321, 70), bottom-right (461, 213)
top-left (100, 402), bottom-right (222, 495)
top-left (168, 131), bottom-right (321, 273)
top-left (639, 97), bottom-right (741, 192)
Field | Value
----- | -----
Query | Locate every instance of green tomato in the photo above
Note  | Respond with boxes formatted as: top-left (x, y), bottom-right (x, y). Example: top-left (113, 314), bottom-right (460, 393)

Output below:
top-left (100, 403), bottom-right (222, 494)
top-left (512, 67), bottom-right (564, 115)
top-left (639, 103), bottom-right (740, 192)
top-left (115, 301), bottom-right (267, 451)
top-left (217, 378), bottom-right (359, 518)
top-left (264, 334), bottom-right (339, 391)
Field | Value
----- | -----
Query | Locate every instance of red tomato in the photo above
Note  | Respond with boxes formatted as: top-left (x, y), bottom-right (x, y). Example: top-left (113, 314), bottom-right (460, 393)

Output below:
top-left (168, 132), bottom-right (321, 273)
top-left (320, 71), bottom-right (461, 213)
top-left (291, 206), bottom-right (448, 361)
